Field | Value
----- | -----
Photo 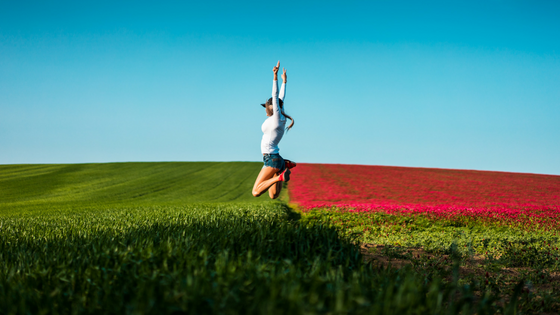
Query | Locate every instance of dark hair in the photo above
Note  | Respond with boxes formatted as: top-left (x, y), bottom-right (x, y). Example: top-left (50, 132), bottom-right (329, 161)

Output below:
top-left (262, 98), bottom-right (294, 131)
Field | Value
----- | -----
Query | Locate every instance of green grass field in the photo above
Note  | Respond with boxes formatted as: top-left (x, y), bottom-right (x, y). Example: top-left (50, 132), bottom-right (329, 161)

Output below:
top-left (0, 162), bottom-right (555, 314)
top-left (0, 162), bottom-right (265, 213)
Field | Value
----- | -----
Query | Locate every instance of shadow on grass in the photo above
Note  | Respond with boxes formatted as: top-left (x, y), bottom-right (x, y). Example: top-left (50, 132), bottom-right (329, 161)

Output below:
top-left (278, 201), bottom-right (302, 222)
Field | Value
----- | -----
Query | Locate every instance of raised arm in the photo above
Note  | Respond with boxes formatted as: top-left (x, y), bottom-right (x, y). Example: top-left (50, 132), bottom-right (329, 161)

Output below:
top-left (279, 68), bottom-right (287, 101)
top-left (271, 61), bottom-right (281, 118)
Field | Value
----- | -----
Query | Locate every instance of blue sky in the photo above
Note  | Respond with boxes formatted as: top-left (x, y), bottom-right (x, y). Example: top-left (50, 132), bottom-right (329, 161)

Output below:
top-left (1, 1), bottom-right (559, 175)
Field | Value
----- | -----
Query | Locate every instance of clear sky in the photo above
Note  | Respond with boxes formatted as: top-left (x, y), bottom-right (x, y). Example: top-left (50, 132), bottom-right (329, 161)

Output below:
top-left (1, 1), bottom-right (559, 175)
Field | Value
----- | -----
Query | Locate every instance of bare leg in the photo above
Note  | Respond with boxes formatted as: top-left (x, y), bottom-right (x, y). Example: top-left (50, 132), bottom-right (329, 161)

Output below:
top-left (268, 173), bottom-right (283, 199)
top-left (252, 166), bottom-right (282, 197)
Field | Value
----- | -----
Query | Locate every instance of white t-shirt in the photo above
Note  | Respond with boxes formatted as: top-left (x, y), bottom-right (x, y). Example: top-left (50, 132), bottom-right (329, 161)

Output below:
top-left (261, 80), bottom-right (286, 154)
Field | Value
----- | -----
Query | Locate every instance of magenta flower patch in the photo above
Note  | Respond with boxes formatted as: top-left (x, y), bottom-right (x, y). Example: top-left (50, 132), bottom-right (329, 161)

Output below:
top-left (289, 164), bottom-right (560, 230)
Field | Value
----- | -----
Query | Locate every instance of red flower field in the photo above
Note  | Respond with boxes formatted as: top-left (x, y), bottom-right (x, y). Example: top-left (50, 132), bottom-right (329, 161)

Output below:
top-left (289, 164), bottom-right (560, 229)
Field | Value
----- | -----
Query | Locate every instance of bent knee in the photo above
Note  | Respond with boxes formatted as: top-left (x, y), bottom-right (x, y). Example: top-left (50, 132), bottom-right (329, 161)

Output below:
top-left (252, 190), bottom-right (260, 197)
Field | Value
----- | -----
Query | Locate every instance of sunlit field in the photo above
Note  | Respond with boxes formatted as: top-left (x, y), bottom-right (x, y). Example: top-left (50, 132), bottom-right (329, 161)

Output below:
top-left (1, 162), bottom-right (559, 314)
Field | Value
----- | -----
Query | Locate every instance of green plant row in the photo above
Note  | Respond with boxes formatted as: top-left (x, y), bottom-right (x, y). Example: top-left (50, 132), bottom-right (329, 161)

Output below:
top-left (300, 208), bottom-right (560, 313)
top-left (301, 208), bottom-right (560, 263)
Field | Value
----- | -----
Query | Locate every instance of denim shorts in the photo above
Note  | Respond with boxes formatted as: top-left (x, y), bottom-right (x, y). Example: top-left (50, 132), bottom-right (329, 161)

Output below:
top-left (263, 153), bottom-right (285, 171)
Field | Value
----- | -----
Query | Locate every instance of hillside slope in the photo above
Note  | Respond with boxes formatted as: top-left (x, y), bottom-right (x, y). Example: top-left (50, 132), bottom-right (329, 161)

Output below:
top-left (0, 162), bottom-right (266, 214)
top-left (290, 163), bottom-right (560, 209)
